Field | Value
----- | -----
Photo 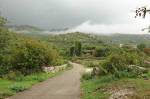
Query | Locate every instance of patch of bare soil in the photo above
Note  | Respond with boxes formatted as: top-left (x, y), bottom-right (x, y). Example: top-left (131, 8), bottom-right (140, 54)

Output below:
top-left (109, 88), bottom-right (135, 99)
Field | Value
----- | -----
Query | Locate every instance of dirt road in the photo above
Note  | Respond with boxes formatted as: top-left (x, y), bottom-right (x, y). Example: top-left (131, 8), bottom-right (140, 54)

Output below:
top-left (9, 63), bottom-right (84, 99)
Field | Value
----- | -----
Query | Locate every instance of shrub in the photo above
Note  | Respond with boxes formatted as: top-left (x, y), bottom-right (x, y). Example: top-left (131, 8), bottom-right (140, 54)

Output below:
top-left (100, 54), bottom-right (127, 74)
top-left (0, 34), bottom-right (60, 76)
top-left (100, 51), bottom-right (147, 77)
top-left (98, 75), bottom-right (117, 83)
top-left (2, 71), bottom-right (18, 80)
top-left (0, 16), bottom-right (60, 76)
top-left (0, 92), bottom-right (14, 99)
top-left (137, 43), bottom-right (146, 51)
top-left (93, 47), bottom-right (110, 57)
top-left (123, 52), bottom-right (145, 66)
top-left (12, 38), bottom-right (59, 75)
top-left (9, 84), bottom-right (27, 92)
top-left (86, 62), bottom-right (98, 67)
top-left (28, 75), bottom-right (45, 82)
top-left (113, 70), bottom-right (137, 78)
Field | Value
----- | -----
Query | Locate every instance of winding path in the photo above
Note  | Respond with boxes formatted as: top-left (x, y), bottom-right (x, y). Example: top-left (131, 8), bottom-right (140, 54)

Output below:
top-left (9, 63), bottom-right (84, 99)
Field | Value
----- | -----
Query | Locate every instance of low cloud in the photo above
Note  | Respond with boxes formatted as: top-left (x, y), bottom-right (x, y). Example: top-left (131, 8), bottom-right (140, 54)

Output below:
top-left (1, 0), bottom-right (150, 30)
top-left (68, 19), bottom-right (150, 35)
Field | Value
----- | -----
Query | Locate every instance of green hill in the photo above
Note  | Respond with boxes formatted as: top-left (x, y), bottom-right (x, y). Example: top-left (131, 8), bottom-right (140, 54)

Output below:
top-left (20, 32), bottom-right (150, 49)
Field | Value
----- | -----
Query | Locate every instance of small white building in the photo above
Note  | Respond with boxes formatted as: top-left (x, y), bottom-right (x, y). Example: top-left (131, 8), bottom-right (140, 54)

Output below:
top-left (119, 44), bottom-right (137, 49)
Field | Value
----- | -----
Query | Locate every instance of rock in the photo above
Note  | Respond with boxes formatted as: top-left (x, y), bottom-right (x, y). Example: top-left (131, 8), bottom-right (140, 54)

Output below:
top-left (42, 64), bottom-right (67, 73)
top-left (85, 68), bottom-right (93, 74)
top-left (128, 65), bottom-right (148, 74)
top-left (42, 66), bottom-right (55, 73)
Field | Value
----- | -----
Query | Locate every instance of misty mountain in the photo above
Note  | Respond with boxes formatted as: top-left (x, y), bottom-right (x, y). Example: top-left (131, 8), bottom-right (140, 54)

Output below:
top-left (6, 25), bottom-right (150, 46)
top-left (21, 32), bottom-right (150, 48)
top-left (49, 28), bottom-right (69, 32)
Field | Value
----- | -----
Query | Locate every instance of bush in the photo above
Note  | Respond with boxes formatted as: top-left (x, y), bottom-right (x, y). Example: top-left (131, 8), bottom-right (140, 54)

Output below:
top-left (9, 84), bottom-right (27, 92)
top-left (0, 92), bottom-right (14, 99)
top-left (123, 52), bottom-right (145, 66)
top-left (30, 76), bottom-right (45, 82)
top-left (98, 75), bottom-right (117, 83)
top-left (100, 54), bottom-right (127, 74)
top-left (0, 17), bottom-right (60, 76)
top-left (93, 47), bottom-right (110, 57)
top-left (0, 35), bottom-right (60, 76)
top-left (86, 62), bottom-right (98, 67)
top-left (100, 51), bottom-right (147, 77)
top-left (2, 71), bottom-right (25, 81)
top-left (2, 71), bottom-right (20, 80)
top-left (137, 43), bottom-right (146, 51)
top-left (113, 71), bottom-right (137, 78)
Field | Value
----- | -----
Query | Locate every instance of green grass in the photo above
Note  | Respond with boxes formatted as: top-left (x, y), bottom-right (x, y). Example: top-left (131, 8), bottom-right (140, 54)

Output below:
top-left (0, 79), bottom-right (14, 99)
top-left (0, 65), bottom-right (72, 99)
top-left (81, 75), bottom-right (117, 99)
top-left (81, 71), bottom-right (150, 99)
top-left (75, 58), bottom-right (104, 68)
top-left (0, 72), bottom-right (56, 99)
top-left (8, 72), bottom-right (59, 93)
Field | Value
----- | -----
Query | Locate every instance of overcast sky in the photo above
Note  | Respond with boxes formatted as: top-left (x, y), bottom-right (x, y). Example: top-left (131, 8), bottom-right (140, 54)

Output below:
top-left (0, 0), bottom-right (150, 34)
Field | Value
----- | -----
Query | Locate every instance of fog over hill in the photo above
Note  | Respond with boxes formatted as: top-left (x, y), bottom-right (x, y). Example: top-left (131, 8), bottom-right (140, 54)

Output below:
top-left (7, 24), bottom-right (150, 36)
top-left (1, 0), bottom-right (150, 34)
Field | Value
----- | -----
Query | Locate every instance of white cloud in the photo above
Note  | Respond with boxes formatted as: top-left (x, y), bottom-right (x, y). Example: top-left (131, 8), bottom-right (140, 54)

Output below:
top-left (1, 0), bottom-right (150, 32)
top-left (68, 18), bottom-right (150, 34)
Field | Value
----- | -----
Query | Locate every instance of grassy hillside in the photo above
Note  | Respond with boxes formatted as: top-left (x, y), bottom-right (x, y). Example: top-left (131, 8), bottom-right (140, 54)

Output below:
top-left (7, 24), bottom-right (149, 46)
top-left (21, 32), bottom-right (150, 47)
top-left (3, 23), bottom-right (150, 99)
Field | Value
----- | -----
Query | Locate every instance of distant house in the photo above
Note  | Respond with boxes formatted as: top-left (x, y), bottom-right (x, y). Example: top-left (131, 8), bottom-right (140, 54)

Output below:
top-left (119, 44), bottom-right (123, 48)
top-left (119, 44), bottom-right (137, 49)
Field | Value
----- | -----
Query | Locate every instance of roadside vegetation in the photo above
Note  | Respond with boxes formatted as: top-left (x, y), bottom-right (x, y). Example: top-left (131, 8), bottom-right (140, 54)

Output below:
top-left (80, 42), bottom-right (150, 99)
top-left (0, 16), bottom-right (70, 98)
top-left (0, 65), bottom-right (73, 99)
top-left (0, 15), bottom-right (150, 99)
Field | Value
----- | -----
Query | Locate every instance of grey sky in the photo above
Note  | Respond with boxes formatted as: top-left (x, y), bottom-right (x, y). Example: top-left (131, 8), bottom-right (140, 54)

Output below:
top-left (0, 0), bottom-right (150, 34)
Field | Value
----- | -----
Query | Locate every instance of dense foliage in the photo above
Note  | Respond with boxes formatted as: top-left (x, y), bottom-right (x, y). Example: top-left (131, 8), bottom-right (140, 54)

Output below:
top-left (137, 43), bottom-right (146, 51)
top-left (82, 47), bottom-right (149, 78)
top-left (0, 17), bottom-right (60, 76)
top-left (69, 41), bottom-right (82, 56)
top-left (93, 47), bottom-right (110, 57)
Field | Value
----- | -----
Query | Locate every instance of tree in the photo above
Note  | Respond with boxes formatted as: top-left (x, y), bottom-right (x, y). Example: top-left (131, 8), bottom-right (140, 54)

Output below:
top-left (69, 41), bottom-right (82, 56)
top-left (69, 46), bottom-right (75, 56)
top-left (0, 16), bottom-right (7, 27)
top-left (0, 16), bottom-right (10, 48)
top-left (93, 47), bottom-right (110, 57)
top-left (12, 39), bottom-right (59, 75)
top-left (75, 41), bottom-right (82, 56)
top-left (0, 16), bottom-right (60, 76)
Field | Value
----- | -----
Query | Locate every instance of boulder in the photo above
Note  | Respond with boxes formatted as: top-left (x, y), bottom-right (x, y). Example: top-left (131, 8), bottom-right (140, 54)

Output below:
top-left (128, 65), bottom-right (148, 75)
